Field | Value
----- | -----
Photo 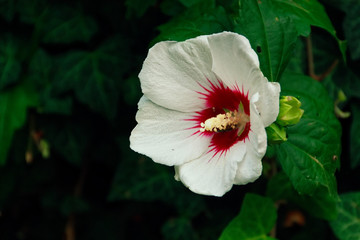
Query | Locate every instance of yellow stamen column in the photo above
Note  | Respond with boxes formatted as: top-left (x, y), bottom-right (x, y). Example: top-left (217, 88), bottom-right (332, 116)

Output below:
top-left (200, 109), bottom-right (250, 135)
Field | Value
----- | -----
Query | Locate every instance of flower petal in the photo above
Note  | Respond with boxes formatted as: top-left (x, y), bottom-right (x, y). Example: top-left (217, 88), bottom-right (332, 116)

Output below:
top-left (207, 32), bottom-right (281, 126)
top-left (175, 142), bottom-right (247, 196)
top-left (233, 141), bottom-right (263, 185)
top-left (207, 32), bottom-right (263, 92)
top-left (139, 36), bottom-right (216, 112)
top-left (130, 96), bottom-right (211, 166)
top-left (234, 96), bottom-right (267, 184)
top-left (256, 82), bottom-right (281, 127)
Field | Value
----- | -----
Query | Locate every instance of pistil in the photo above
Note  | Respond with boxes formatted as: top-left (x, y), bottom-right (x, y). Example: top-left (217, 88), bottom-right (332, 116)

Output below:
top-left (200, 106), bottom-right (250, 135)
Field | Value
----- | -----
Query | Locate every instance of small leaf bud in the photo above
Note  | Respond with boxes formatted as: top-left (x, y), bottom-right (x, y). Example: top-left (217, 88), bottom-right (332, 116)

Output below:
top-left (277, 96), bottom-right (304, 126)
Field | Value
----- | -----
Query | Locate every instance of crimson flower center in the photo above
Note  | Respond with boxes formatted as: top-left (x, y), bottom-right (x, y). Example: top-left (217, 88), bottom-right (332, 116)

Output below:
top-left (199, 106), bottom-right (250, 136)
top-left (189, 79), bottom-right (251, 157)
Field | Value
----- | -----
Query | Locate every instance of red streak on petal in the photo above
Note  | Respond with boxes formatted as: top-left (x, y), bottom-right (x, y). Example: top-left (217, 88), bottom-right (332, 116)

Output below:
top-left (187, 78), bottom-right (250, 157)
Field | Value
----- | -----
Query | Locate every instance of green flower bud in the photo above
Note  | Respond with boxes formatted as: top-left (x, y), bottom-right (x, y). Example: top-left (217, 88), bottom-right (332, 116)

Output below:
top-left (277, 96), bottom-right (304, 126)
top-left (39, 139), bottom-right (50, 159)
top-left (337, 90), bottom-right (347, 103)
top-left (334, 90), bottom-right (351, 119)
top-left (266, 123), bottom-right (287, 144)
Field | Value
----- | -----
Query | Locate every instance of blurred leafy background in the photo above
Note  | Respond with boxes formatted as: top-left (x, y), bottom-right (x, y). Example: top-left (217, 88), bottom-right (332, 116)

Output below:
top-left (0, 0), bottom-right (360, 239)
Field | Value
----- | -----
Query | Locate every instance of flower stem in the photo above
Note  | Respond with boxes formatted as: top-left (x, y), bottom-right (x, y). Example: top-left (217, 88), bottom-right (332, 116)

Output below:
top-left (64, 165), bottom-right (88, 240)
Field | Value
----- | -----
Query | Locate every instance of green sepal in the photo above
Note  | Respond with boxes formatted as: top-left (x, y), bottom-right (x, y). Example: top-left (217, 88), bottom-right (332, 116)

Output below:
top-left (266, 123), bottom-right (287, 144)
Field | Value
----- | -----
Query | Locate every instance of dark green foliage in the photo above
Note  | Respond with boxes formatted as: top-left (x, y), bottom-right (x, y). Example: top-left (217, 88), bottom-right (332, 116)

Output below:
top-left (0, 0), bottom-right (16, 22)
top-left (272, 0), bottom-right (346, 57)
top-left (125, 0), bottom-right (157, 18)
top-left (267, 172), bottom-right (337, 220)
top-left (285, 38), bottom-right (307, 74)
top-left (219, 193), bottom-right (277, 240)
top-left (332, 62), bottom-right (360, 99)
top-left (109, 138), bottom-right (206, 219)
top-left (153, 0), bottom-right (231, 43)
top-left (330, 192), bottom-right (360, 240)
top-left (48, 36), bottom-right (130, 120)
top-left (350, 103), bottom-right (360, 168)
top-left (162, 217), bottom-right (198, 240)
top-left (39, 6), bottom-right (98, 44)
top-left (0, 79), bottom-right (38, 164)
top-left (235, 0), bottom-right (298, 82)
top-left (0, 35), bottom-right (22, 90)
top-left (160, 0), bottom-right (186, 16)
top-left (277, 73), bottom-right (341, 197)
top-left (342, 1), bottom-right (360, 60)
top-left (0, 0), bottom-right (358, 239)
top-left (43, 118), bottom-right (93, 166)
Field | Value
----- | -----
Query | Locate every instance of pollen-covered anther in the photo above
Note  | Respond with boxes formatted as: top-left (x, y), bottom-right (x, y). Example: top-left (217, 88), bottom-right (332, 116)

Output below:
top-left (200, 110), bottom-right (249, 134)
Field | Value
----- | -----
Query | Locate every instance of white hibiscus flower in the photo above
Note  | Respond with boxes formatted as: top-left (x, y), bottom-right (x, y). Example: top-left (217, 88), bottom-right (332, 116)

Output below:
top-left (130, 32), bottom-right (280, 197)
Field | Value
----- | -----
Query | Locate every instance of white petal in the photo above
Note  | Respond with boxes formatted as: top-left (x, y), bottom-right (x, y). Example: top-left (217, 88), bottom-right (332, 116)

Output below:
top-left (175, 142), bottom-right (247, 196)
top-left (139, 36), bottom-right (216, 112)
top-left (233, 141), bottom-right (263, 185)
top-left (256, 82), bottom-right (281, 127)
top-left (207, 32), bottom-right (262, 92)
top-left (130, 96), bottom-right (211, 166)
top-left (207, 32), bottom-right (280, 127)
top-left (234, 98), bottom-right (267, 184)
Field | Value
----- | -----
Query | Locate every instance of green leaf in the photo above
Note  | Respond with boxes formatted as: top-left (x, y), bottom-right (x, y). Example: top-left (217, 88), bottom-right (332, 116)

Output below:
top-left (0, 80), bottom-right (38, 165)
top-left (28, 49), bottom-right (52, 88)
top-left (295, 32), bottom-right (346, 101)
top-left (50, 36), bottom-right (127, 120)
top-left (350, 103), bottom-right (360, 168)
top-left (236, 0), bottom-right (298, 82)
top-left (276, 73), bottom-right (341, 197)
top-left (17, 1), bottom-right (97, 44)
top-left (109, 137), bottom-right (205, 218)
top-left (0, 35), bottom-right (22, 90)
top-left (160, 0), bottom-right (186, 16)
top-left (28, 49), bottom-right (73, 115)
top-left (153, 1), bottom-right (231, 43)
top-left (272, 0), bottom-right (346, 57)
top-left (121, 75), bottom-right (142, 106)
top-left (311, 32), bottom-right (340, 74)
top-left (179, 0), bottom-right (202, 7)
top-left (310, 32), bottom-right (342, 101)
top-left (332, 62), bottom-right (360, 99)
top-left (272, 0), bottom-right (332, 36)
top-left (108, 147), bottom-right (173, 202)
top-left (16, 0), bottom-right (47, 24)
top-left (286, 38), bottom-right (306, 74)
top-left (125, 0), bottom-right (157, 18)
top-left (286, 31), bottom-right (341, 78)
top-left (0, 0), bottom-right (16, 21)
top-left (343, 2), bottom-right (360, 60)
top-left (162, 218), bottom-right (197, 240)
top-left (219, 193), bottom-right (277, 240)
top-left (330, 192), bottom-right (360, 240)
top-left (40, 6), bottom-right (98, 44)
top-left (44, 118), bottom-right (93, 166)
top-left (267, 172), bottom-right (337, 220)
top-left (40, 88), bottom-right (73, 115)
